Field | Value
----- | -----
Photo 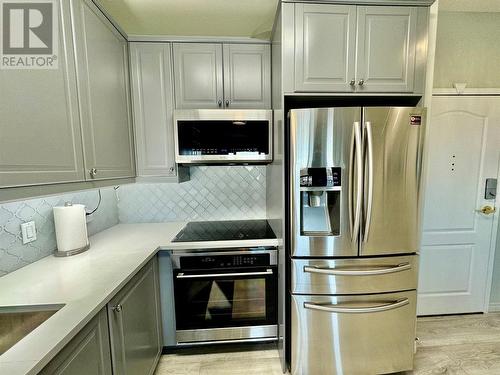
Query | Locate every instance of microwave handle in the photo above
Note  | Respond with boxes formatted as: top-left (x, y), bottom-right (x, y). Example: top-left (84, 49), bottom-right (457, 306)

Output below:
top-left (176, 269), bottom-right (274, 279)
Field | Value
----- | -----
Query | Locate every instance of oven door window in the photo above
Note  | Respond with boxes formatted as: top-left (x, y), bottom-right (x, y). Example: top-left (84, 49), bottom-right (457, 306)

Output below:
top-left (174, 267), bottom-right (277, 330)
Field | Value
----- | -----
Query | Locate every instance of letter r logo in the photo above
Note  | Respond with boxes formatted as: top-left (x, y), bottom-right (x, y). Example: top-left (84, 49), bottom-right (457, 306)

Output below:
top-left (2, 1), bottom-right (53, 54)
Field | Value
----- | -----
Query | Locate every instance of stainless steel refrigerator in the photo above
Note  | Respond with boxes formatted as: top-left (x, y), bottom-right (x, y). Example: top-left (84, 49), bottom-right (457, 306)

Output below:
top-left (289, 107), bottom-right (426, 374)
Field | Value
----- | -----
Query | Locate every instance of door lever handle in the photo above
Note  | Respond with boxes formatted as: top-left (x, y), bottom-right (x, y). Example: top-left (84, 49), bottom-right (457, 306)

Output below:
top-left (476, 206), bottom-right (496, 215)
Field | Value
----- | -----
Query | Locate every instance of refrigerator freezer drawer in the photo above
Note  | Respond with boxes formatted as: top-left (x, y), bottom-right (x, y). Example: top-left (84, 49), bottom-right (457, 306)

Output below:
top-left (291, 291), bottom-right (417, 375)
top-left (291, 255), bottom-right (418, 295)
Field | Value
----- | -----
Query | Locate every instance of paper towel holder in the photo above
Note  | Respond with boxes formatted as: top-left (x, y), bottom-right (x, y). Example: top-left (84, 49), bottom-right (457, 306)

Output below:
top-left (54, 202), bottom-right (91, 257)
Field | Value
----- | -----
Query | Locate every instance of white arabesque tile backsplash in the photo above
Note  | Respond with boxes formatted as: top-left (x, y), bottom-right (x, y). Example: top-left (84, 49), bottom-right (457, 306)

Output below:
top-left (117, 166), bottom-right (266, 222)
top-left (0, 166), bottom-right (266, 277)
top-left (0, 188), bottom-right (119, 277)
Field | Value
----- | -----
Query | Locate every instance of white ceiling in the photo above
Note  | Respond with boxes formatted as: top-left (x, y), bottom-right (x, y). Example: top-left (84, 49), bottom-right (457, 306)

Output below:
top-left (439, 0), bottom-right (500, 12)
top-left (95, 0), bottom-right (279, 38)
top-left (95, 0), bottom-right (500, 38)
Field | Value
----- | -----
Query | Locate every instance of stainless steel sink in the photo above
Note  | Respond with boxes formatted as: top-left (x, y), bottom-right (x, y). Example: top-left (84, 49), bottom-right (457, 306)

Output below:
top-left (0, 304), bottom-right (64, 355)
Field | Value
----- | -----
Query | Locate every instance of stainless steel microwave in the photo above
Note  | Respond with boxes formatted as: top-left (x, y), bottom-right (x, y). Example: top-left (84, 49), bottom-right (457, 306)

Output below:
top-left (174, 109), bottom-right (273, 164)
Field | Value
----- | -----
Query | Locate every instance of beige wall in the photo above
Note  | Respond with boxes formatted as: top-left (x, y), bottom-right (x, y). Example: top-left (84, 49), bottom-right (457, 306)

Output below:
top-left (434, 11), bottom-right (500, 88)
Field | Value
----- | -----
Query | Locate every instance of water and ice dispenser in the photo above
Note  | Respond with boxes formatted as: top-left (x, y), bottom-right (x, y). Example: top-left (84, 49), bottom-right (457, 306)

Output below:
top-left (299, 167), bottom-right (341, 236)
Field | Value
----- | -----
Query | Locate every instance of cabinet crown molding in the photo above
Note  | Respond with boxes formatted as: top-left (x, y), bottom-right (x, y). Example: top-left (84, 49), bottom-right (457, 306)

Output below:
top-left (282, 0), bottom-right (435, 6)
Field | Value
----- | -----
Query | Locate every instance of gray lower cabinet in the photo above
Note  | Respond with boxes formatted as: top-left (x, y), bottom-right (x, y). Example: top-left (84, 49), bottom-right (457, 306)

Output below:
top-left (0, 0), bottom-right (85, 188)
top-left (108, 258), bottom-right (163, 375)
top-left (130, 43), bottom-right (177, 179)
top-left (71, 0), bottom-right (135, 181)
top-left (39, 309), bottom-right (112, 375)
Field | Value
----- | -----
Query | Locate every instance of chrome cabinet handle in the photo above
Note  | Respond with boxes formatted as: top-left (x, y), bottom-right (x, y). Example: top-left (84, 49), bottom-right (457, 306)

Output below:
top-left (304, 298), bottom-right (409, 314)
top-left (304, 262), bottom-right (411, 276)
top-left (89, 168), bottom-right (98, 178)
top-left (176, 269), bottom-right (273, 279)
top-left (225, 100), bottom-right (230, 107)
top-left (349, 122), bottom-right (363, 243)
top-left (169, 166), bottom-right (175, 173)
top-left (358, 79), bottom-right (365, 86)
top-left (349, 79), bottom-right (356, 87)
top-left (112, 304), bottom-right (122, 313)
top-left (218, 100), bottom-right (222, 107)
top-left (363, 121), bottom-right (374, 243)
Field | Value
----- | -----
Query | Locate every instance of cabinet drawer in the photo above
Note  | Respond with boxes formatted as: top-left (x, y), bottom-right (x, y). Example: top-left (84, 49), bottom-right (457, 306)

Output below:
top-left (291, 255), bottom-right (418, 295)
top-left (291, 291), bottom-right (416, 375)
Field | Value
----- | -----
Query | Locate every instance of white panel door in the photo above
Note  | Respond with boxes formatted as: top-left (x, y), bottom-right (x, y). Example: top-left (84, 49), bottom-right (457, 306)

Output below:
top-left (418, 96), bottom-right (500, 315)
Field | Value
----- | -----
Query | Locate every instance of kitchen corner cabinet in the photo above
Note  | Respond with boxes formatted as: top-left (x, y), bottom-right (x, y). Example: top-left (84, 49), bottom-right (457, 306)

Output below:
top-left (0, 0), bottom-right (135, 190)
top-left (0, 0), bottom-right (85, 188)
top-left (173, 43), bottom-right (271, 109)
top-left (130, 43), bottom-right (177, 179)
top-left (293, 4), bottom-right (421, 93)
top-left (39, 308), bottom-right (112, 375)
top-left (108, 258), bottom-right (162, 375)
top-left (71, 0), bottom-right (135, 181)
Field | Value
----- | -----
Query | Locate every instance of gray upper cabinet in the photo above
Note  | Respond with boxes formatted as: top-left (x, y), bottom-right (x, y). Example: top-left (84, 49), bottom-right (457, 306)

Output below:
top-left (223, 44), bottom-right (271, 109)
top-left (173, 43), bottom-right (224, 109)
top-left (130, 43), bottom-right (177, 179)
top-left (355, 6), bottom-right (417, 92)
top-left (294, 3), bottom-right (356, 92)
top-left (71, 0), bottom-right (135, 181)
top-left (40, 308), bottom-right (112, 375)
top-left (0, 0), bottom-right (84, 188)
top-left (173, 42), bottom-right (271, 109)
top-left (291, 3), bottom-right (421, 94)
top-left (108, 258), bottom-right (162, 375)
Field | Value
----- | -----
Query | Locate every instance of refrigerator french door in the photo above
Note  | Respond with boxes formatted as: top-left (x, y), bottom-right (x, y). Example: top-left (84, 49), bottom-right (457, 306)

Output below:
top-left (289, 107), bottom-right (425, 375)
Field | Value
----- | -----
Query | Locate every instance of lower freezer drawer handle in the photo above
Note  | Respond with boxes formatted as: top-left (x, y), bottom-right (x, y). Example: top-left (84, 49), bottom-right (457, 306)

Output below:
top-left (176, 269), bottom-right (273, 279)
top-left (303, 298), bottom-right (409, 314)
top-left (303, 262), bottom-right (411, 276)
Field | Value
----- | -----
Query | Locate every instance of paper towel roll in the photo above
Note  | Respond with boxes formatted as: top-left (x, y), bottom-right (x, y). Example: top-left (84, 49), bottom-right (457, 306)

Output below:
top-left (53, 203), bottom-right (90, 257)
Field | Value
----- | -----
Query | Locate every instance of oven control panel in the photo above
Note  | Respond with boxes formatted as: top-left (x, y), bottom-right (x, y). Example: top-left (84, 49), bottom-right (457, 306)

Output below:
top-left (180, 253), bottom-right (270, 270)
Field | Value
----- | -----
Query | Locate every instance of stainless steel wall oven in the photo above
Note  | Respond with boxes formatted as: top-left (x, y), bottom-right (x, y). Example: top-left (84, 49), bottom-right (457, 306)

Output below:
top-left (171, 248), bottom-right (278, 345)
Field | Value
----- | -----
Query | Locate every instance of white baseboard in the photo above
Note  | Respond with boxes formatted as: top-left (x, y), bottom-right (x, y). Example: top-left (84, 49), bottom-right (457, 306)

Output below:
top-left (488, 302), bottom-right (500, 312)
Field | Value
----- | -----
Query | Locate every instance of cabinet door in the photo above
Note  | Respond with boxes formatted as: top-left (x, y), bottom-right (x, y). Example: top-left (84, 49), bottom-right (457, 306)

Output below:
top-left (173, 43), bottom-right (223, 109)
top-left (40, 309), bottom-right (111, 375)
top-left (130, 43), bottom-right (176, 178)
top-left (355, 6), bottom-right (417, 93)
top-left (223, 44), bottom-right (271, 109)
top-left (294, 4), bottom-right (356, 92)
top-left (71, 0), bottom-right (135, 180)
top-left (108, 258), bottom-right (162, 375)
top-left (0, 0), bottom-right (85, 188)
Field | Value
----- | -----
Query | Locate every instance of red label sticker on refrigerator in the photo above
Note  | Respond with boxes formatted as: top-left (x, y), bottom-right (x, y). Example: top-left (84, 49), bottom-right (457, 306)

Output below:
top-left (410, 115), bottom-right (422, 126)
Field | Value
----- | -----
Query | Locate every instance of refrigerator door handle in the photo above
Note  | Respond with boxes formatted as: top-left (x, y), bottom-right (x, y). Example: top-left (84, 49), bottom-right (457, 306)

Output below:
top-left (303, 298), bottom-right (409, 314)
top-left (349, 121), bottom-right (363, 243)
top-left (303, 262), bottom-right (411, 276)
top-left (363, 121), bottom-right (374, 243)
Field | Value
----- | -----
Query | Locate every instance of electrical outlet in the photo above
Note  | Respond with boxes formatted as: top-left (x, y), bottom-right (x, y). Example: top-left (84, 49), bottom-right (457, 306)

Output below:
top-left (21, 221), bottom-right (37, 244)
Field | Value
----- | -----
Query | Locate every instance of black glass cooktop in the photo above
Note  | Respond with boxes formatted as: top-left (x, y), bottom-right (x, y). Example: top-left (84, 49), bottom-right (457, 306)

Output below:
top-left (172, 220), bottom-right (276, 242)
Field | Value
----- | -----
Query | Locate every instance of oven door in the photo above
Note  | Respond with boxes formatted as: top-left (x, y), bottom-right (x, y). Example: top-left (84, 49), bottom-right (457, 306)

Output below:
top-left (173, 266), bottom-right (278, 343)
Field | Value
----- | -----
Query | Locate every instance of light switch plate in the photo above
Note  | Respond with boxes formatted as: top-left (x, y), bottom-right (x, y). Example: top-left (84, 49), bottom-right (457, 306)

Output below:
top-left (21, 221), bottom-right (37, 244)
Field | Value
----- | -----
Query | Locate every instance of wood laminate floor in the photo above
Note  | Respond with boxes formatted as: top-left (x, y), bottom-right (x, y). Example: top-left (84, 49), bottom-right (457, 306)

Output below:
top-left (155, 313), bottom-right (500, 375)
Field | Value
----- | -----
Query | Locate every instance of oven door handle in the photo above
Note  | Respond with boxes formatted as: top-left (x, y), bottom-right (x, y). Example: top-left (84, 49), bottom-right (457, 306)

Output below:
top-left (176, 269), bottom-right (274, 279)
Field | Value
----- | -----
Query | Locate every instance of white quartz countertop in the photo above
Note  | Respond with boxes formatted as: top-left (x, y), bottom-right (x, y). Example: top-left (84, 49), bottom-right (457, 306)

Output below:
top-left (0, 222), bottom-right (280, 375)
